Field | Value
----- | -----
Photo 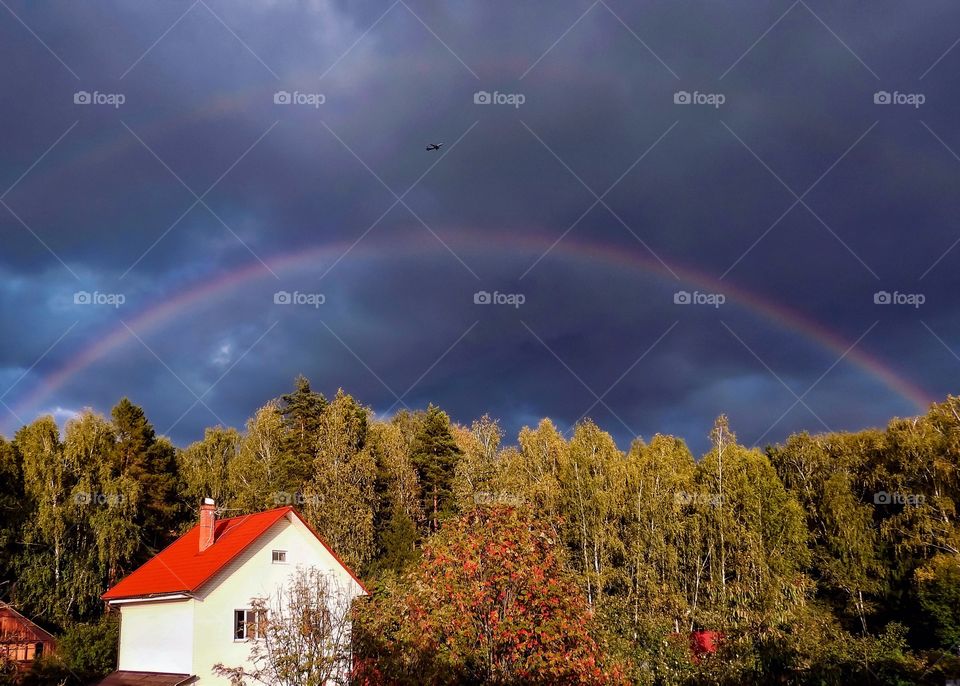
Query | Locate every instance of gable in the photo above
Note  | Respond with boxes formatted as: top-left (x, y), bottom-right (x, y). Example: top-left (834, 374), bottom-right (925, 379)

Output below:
top-left (103, 507), bottom-right (366, 601)
top-left (0, 603), bottom-right (56, 644)
top-left (197, 513), bottom-right (366, 601)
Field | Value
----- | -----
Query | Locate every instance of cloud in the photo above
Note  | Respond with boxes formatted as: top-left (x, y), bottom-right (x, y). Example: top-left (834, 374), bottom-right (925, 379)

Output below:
top-left (1, 0), bottom-right (957, 454)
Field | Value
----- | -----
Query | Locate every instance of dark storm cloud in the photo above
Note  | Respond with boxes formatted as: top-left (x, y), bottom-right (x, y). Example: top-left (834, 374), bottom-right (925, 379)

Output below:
top-left (2, 0), bottom-right (959, 454)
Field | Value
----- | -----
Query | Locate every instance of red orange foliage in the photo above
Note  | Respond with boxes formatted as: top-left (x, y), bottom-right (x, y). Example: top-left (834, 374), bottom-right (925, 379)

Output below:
top-left (354, 506), bottom-right (625, 685)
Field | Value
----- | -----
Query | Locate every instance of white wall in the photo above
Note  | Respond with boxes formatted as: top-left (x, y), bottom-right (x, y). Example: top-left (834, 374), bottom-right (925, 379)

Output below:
top-left (190, 512), bottom-right (365, 685)
top-left (117, 598), bottom-right (194, 674)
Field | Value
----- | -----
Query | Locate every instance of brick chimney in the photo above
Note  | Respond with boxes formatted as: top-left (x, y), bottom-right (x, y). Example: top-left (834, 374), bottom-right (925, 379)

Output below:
top-left (199, 498), bottom-right (216, 552)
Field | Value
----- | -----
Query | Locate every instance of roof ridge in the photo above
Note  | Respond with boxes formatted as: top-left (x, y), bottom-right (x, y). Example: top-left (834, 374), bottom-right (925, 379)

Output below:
top-left (215, 505), bottom-right (292, 525)
top-left (101, 505), bottom-right (367, 601)
top-left (0, 601), bottom-right (57, 641)
top-left (103, 507), bottom-right (294, 601)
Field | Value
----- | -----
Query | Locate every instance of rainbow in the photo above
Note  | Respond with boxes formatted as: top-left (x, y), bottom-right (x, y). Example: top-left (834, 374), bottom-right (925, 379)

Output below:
top-left (9, 232), bottom-right (932, 426)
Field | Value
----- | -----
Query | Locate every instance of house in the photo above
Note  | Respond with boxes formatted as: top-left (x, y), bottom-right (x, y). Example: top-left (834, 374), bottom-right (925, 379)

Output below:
top-left (0, 601), bottom-right (56, 667)
top-left (98, 499), bottom-right (367, 685)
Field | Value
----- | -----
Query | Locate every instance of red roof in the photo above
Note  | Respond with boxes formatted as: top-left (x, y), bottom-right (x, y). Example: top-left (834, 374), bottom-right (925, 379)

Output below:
top-left (690, 630), bottom-right (721, 657)
top-left (103, 506), bottom-right (366, 601)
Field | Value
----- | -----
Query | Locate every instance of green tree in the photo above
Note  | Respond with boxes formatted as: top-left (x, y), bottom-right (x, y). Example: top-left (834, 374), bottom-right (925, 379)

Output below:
top-left (499, 419), bottom-right (568, 523)
top-left (279, 375), bottom-right (327, 481)
top-left (56, 614), bottom-right (120, 680)
top-left (110, 398), bottom-right (178, 551)
top-left (769, 431), bottom-right (885, 632)
top-left (915, 553), bottom-right (960, 649)
top-left (561, 421), bottom-right (629, 608)
top-left (229, 402), bottom-right (295, 512)
top-left (451, 414), bottom-right (502, 510)
top-left (66, 410), bottom-right (140, 592)
top-left (623, 434), bottom-right (696, 629)
top-left (409, 405), bottom-right (462, 532)
top-left (14, 416), bottom-right (74, 625)
top-left (692, 417), bottom-right (809, 631)
top-left (367, 421), bottom-right (422, 576)
top-left (0, 436), bottom-right (24, 589)
top-left (302, 391), bottom-right (376, 571)
top-left (178, 426), bottom-right (241, 509)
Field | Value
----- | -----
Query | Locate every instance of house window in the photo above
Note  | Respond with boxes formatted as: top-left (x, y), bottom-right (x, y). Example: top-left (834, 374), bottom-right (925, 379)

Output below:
top-left (234, 609), bottom-right (265, 640)
top-left (271, 549), bottom-right (287, 563)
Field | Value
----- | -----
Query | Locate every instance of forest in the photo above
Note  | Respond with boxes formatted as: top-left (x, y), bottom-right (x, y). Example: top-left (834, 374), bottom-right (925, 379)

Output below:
top-left (0, 377), bottom-right (958, 685)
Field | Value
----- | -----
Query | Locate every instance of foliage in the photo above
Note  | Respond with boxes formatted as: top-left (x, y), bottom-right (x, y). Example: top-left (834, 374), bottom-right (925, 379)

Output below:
top-left (915, 553), bottom-right (960, 649)
top-left (410, 404), bottom-right (462, 532)
top-left (0, 382), bottom-right (959, 684)
top-left (301, 390), bottom-right (376, 572)
top-left (354, 506), bottom-right (626, 685)
top-left (178, 426), bottom-right (241, 512)
top-left (56, 614), bottom-right (120, 679)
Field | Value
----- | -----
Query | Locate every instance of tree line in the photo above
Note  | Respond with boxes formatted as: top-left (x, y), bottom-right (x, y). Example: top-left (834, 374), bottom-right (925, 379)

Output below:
top-left (0, 377), bottom-right (958, 684)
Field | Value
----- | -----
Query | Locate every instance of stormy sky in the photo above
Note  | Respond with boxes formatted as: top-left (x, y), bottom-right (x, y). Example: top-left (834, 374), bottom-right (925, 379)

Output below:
top-left (1, 0), bottom-right (959, 454)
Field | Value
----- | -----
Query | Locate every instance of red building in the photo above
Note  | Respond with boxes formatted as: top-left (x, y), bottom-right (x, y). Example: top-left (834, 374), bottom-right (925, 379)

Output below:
top-left (0, 601), bottom-right (56, 666)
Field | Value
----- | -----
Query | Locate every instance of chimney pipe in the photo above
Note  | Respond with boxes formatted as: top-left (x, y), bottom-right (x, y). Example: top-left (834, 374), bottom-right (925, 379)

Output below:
top-left (199, 498), bottom-right (216, 552)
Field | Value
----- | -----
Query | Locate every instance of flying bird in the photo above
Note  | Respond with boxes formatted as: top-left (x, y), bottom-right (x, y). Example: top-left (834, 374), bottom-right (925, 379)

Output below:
top-left (425, 143), bottom-right (444, 151)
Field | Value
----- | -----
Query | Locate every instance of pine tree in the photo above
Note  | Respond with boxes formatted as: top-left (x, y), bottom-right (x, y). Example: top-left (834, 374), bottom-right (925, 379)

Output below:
top-left (110, 398), bottom-right (178, 552)
top-left (279, 375), bottom-right (327, 481)
top-left (409, 404), bottom-right (462, 532)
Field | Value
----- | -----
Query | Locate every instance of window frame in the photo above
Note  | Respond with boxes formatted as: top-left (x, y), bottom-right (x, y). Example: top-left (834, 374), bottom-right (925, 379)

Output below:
top-left (234, 608), bottom-right (266, 641)
top-left (271, 549), bottom-right (287, 564)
